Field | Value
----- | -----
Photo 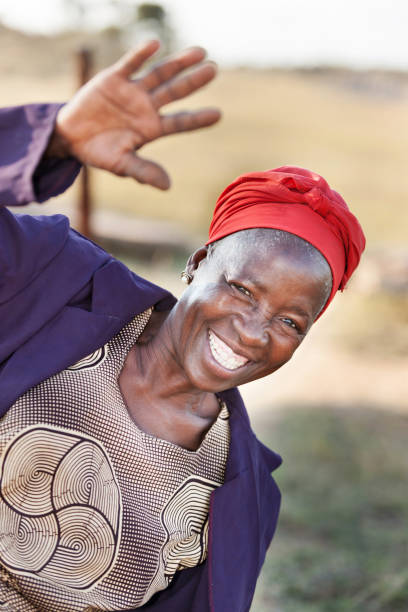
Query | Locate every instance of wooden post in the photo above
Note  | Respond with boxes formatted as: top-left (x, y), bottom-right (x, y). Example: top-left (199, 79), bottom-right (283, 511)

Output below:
top-left (77, 48), bottom-right (93, 238)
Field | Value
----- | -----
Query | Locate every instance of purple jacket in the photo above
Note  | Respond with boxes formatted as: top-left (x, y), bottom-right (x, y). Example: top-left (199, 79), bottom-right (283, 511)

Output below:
top-left (0, 104), bottom-right (282, 612)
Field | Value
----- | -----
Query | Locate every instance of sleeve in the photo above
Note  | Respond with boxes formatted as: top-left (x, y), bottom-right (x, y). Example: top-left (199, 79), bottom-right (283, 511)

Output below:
top-left (0, 104), bottom-right (84, 358)
top-left (0, 103), bottom-right (81, 207)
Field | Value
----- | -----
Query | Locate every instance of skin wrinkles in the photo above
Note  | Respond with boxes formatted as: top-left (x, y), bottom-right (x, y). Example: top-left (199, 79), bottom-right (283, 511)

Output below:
top-left (119, 229), bottom-right (332, 450)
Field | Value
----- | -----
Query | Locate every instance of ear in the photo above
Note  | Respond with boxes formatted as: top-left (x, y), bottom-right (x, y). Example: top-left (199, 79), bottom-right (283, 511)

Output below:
top-left (184, 246), bottom-right (208, 278)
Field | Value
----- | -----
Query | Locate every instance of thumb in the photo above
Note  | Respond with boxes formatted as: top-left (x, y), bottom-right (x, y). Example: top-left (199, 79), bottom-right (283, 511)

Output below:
top-left (114, 152), bottom-right (171, 190)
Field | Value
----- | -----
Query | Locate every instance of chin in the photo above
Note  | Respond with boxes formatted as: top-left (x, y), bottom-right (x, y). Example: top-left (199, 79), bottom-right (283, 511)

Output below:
top-left (184, 363), bottom-right (243, 393)
top-left (188, 374), bottom-right (230, 393)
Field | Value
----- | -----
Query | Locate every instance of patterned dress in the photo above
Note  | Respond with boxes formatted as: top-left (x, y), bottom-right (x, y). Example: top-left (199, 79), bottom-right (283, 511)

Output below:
top-left (0, 310), bottom-right (230, 611)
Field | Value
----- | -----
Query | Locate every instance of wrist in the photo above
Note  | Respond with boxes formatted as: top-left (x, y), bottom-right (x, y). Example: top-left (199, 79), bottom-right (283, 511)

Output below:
top-left (44, 105), bottom-right (77, 159)
top-left (44, 130), bottom-right (72, 159)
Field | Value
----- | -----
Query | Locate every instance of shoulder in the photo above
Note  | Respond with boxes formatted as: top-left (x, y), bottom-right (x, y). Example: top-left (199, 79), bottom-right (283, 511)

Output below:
top-left (0, 210), bottom-right (70, 301)
top-left (0, 210), bottom-right (111, 304)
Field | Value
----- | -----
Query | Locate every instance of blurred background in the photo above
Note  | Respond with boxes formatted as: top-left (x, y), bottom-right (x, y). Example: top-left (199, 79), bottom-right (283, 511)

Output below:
top-left (1, 0), bottom-right (407, 609)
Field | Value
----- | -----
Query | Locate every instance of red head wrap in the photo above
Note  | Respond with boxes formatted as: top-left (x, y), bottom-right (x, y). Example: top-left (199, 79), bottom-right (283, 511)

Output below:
top-left (207, 166), bottom-right (365, 316)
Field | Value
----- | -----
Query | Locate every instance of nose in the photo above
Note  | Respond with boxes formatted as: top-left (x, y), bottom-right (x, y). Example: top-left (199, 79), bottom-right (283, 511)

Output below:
top-left (233, 312), bottom-right (269, 348)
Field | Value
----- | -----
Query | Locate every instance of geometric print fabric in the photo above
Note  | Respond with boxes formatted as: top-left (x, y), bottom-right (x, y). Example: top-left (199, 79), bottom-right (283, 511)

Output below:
top-left (0, 310), bottom-right (230, 610)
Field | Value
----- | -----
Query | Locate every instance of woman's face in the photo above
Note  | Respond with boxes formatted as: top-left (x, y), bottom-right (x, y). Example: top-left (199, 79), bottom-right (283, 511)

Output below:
top-left (167, 233), bottom-right (331, 393)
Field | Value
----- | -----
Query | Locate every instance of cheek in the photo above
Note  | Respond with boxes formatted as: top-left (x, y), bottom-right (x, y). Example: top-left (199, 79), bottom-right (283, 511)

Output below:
top-left (177, 285), bottom-right (239, 360)
top-left (262, 327), bottom-right (302, 372)
top-left (184, 282), bottom-right (232, 320)
top-left (174, 286), bottom-right (220, 350)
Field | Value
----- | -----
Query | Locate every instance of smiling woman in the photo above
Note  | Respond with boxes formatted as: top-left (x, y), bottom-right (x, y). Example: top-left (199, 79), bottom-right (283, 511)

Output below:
top-left (157, 230), bottom-right (332, 396)
top-left (0, 42), bottom-right (365, 612)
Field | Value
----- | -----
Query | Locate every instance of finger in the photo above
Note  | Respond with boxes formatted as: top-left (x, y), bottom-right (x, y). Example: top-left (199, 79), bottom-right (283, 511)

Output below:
top-left (141, 47), bottom-right (207, 91)
top-left (113, 152), bottom-right (171, 190)
top-left (151, 63), bottom-right (217, 109)
top-left (161, 108), bottom-right (221, 135)
top-left (113, 40), bottom-right (161, 77)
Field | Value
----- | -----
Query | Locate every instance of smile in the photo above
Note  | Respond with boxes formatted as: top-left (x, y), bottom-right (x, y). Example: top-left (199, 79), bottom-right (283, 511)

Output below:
top-left (208, 330), bottom-right (249, 371)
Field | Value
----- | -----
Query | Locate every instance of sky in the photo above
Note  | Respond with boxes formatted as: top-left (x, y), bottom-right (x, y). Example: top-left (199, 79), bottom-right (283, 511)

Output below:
top-left (0, 0), bottom-right (407, 69)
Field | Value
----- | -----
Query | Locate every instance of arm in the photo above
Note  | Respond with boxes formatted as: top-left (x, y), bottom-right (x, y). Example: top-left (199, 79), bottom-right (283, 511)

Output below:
top-left (0, 41), bottom-right (220, 367)
top-left (0, 40), bottom-right (220, 207)
top-left (0, 104), bottom-right (81, 207)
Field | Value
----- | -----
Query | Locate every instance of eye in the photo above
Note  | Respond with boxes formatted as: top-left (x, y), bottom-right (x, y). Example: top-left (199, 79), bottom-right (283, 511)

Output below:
top-left (281, 317), bottom-right (300, 331)
top-left (230, 282), bottom-right (251, 297)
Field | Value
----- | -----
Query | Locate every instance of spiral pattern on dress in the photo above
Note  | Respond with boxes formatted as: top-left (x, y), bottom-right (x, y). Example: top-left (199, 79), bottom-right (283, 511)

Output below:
top-left (66, 346), bottom-right (108, 371)
top-left (0, 426), bottom-right (121, 590)
top-left (160, 477), bottom-right (216, 577)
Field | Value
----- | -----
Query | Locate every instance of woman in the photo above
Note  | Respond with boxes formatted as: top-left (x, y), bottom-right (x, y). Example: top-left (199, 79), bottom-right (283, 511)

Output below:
top-left (0, 42), bottom-right (365, 611)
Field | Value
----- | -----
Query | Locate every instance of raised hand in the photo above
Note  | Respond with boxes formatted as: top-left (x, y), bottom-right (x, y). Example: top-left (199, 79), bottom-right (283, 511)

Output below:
top-left (48, 40), bottom-right (221, 189)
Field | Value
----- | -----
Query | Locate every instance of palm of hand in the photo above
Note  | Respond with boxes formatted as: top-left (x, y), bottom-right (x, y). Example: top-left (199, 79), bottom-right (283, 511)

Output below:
top-left (54, 41), bottom-right (220, 189)
top-left (59, 71), bottom-right (162, 175)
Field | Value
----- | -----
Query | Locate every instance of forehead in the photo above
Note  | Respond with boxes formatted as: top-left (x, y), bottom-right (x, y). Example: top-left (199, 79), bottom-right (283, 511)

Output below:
top-left (225, 246), bottom-right (320, 290)
top-left (209, 232), bottom-right (331, 317)
top-left (213, 231), bottom-right (323, 277)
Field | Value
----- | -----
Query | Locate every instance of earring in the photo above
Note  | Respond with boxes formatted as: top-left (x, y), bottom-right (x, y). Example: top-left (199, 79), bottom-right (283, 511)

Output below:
top-left (180, 271), bottom-right (193, 285)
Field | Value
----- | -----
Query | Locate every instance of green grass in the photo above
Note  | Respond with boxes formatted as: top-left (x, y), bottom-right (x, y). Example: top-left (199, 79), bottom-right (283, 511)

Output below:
top-left (251, 406), bottom-right (408, 612)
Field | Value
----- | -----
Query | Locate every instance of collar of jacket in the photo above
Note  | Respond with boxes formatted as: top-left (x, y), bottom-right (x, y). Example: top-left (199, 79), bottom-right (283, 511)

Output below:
top-left (0, 217), bottom-right (176, 415)
top-left (208, 387), bottom-right (282, 612)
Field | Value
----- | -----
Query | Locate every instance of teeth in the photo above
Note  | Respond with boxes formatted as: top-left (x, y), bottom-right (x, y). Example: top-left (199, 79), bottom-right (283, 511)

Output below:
top-left (208, 330), bottom-right (248, 371)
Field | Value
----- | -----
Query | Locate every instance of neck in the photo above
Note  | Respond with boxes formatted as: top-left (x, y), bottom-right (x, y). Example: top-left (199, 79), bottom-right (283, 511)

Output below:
top-left (119, 307), bottom-right (220, 423)
top-left (118, 316), bottom-right (220, 450)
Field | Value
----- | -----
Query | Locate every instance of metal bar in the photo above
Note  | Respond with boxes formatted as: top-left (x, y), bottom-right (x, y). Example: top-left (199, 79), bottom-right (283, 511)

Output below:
top-left (77, 48), bottom-right (93, 238)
